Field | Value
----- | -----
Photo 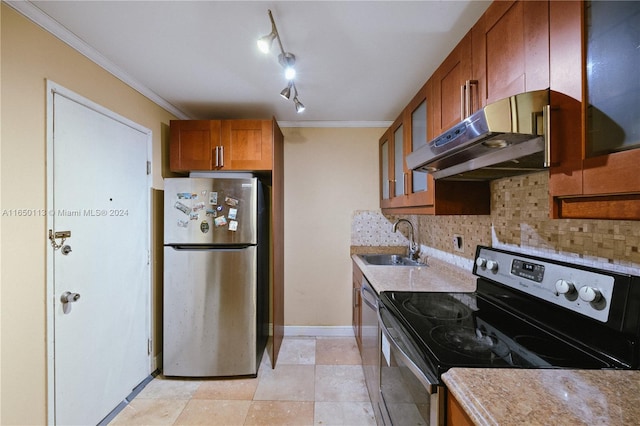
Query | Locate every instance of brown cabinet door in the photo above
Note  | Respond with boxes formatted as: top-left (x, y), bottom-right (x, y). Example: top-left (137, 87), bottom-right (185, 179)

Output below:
top-left (169, 120), bottom-right (220, 172)
top-left (220, 120), bottom-right (273, 171)
top-left (432, 32), bottom-right (472, 135)
top-left (473, 0), bottom-right (549, 105)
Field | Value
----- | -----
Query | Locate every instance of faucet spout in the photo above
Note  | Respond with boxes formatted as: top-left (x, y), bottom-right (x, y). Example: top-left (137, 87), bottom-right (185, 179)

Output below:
top-left (392, 219), bottom-right (419, 261)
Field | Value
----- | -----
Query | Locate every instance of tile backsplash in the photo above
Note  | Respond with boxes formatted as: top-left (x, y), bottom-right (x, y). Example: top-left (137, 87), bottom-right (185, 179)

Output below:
top-left (352, 172), bottom-right (640, 275)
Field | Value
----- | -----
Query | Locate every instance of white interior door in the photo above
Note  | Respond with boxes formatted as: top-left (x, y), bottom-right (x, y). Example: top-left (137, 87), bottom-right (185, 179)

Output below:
top-left (47, 83), bottom-right (152, 425)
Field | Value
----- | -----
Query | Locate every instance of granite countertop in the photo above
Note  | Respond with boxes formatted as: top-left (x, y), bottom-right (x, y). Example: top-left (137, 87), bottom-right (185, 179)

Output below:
top-left (443, 368), bottom-right (640, 425)
top-left (351, 250), bottom-right (476, 293)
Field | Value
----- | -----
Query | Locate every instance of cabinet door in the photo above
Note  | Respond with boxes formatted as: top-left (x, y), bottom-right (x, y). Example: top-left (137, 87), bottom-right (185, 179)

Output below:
top-left (379, 129), bottom-right (393, 209)
top-left (473, 0), bottom-right (549, 105)
top-left (169, 120), bottom-right (220, 172)
top-left (220, 120), bottom-right (273, 170)
top-left (432, 31), bottom-right (472, 135)
top-left (405, 84), bottom-right (434, 208)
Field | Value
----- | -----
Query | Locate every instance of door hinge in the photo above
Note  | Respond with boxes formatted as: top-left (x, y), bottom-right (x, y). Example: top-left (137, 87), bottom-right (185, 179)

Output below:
top-left (148, 339), bottom-right (152, 355)
top-left (146, 161), bottom-right (151, 175)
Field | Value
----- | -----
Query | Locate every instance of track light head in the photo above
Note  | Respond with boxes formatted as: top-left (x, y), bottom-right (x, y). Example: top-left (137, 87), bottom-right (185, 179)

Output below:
top-left (278, 53), bottom-right (296, 80)
top-left (257, 31), bottom-right (276, 53)
top-left (280, 81), bottom-right (293, 100)
top-left (294, 96), bottom-right (305, 113)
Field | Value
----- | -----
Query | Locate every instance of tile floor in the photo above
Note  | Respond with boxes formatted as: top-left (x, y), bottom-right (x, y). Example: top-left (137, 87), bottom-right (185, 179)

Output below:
top-left (110, 336), bottom-right (376, 425)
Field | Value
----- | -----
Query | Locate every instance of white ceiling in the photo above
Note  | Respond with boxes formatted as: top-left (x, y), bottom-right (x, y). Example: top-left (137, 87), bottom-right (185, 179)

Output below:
top-left (15, 1), bottom-right (491, 125)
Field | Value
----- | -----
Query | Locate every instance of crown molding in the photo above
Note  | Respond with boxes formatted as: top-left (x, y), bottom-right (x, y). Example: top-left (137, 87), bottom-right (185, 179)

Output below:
top-left (278, 120), bottom-right (392, 128)
top-left (5, 0), bottom-right (191, 119)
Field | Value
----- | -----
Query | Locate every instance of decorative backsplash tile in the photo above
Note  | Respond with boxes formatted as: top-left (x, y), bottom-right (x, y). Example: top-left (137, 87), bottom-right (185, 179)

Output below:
top-left (352, 172), bottom-right (640, 275)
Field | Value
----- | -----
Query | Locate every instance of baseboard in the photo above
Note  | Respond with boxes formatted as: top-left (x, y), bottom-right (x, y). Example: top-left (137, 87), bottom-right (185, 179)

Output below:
top-left (283, 325), bottom-right (355, 337)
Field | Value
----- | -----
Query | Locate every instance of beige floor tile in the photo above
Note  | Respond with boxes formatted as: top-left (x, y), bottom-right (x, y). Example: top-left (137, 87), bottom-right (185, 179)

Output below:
top-left (244, 401), bottom-right (314, 425)
top-left (109, 398), bottom-right (187, 425)
top-left (253, 364), bottom-right (316, 401)
top-left (276, 337), bottom-right (316, 365)
top-left (193, 378), bottom-right (258, 400)
top-left (173, 399), bottom-right (251, 425)
top-left (136, 377), bottom-right (202, 399)
top-left (314, 401), bottom-right (376, 425)
top-left (315, 337), bottom-right (361, 365)
top-left (315, 365), bottom-right (370, 402)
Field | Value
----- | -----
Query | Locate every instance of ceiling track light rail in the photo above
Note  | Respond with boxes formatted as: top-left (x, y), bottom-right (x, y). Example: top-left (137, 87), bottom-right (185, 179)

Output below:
top-left (257, 9), bottom-right (305, 113)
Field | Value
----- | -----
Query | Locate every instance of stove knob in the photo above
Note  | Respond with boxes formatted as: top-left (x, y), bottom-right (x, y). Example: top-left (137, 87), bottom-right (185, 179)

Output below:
top-left (555, 279), bottom-right (576, 295)
top-left (486, 260), bottom-right (498, 271)
top-left (475, 257), bottom-right (487, 268)
top-left (578, 286), bottom-right (602, 303)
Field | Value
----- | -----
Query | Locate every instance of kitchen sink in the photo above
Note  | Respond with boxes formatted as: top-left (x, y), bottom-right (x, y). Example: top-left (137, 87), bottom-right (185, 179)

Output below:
top-left (358, 254), bottom-right (425, 267)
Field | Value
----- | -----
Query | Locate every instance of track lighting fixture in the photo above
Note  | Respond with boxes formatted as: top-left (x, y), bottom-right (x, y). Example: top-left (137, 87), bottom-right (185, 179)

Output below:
top-left (257, 9), bottom-right (305, 113)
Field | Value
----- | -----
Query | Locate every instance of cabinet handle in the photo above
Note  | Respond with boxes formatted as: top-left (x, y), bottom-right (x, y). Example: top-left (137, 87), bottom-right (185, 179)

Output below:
top-left (543, 105), bottom-right (552, 167)
top-left (214, 146), bottom-right (219, 168)
top-left (404, 172), bottom-right (409, 196)
top-left (219, 145), bottom-right (224, 168)
top-left (467, 80), bottom-right (478, 118)
top-left (460, 80), bottom-right (479, 119)
top-left (460, 84), bottom-right (465, 121)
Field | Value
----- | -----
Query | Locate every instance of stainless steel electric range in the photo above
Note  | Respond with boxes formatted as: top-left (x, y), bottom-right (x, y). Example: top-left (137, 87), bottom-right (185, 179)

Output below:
top-left (377, 245), bottom-right (640, 425)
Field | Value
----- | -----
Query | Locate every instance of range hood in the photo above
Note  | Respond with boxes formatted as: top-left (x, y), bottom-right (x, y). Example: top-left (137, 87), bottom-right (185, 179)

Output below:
top-left (406, 89), bottom-right (550, 181)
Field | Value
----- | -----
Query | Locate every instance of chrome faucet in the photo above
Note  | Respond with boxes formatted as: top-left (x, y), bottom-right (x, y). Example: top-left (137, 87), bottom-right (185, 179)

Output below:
top-left (392, 219), bottom-right (419, 261)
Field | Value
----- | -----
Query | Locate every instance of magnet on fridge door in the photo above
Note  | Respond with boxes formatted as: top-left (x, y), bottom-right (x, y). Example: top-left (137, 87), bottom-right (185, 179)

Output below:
top-left (174, 201), bottom-right (190, 215)
top-left (225, 196), bottom-right (239, 207)
top-left (205, 209), bottom-right (217, 218)
top-left (177, 193), bottom-right (197, 200)
top-left (229, 220), bottom-right (238, 232)
top-left (177, 219), bottom-right (189, 228)
top-left (192, 202), bottom-right (205, 212)
top-left (214, 216), bottom-right (227, 227)
top-left (228, 208), bottom-right (238, 220)
top-left (200, 220), bottom-right (210, 233)
top-left (209, 192), bottom-right (218, 205)
top-left (216, 205), bottom-right (224, 212)
top-left (189, 212), bottom-right (199, 221)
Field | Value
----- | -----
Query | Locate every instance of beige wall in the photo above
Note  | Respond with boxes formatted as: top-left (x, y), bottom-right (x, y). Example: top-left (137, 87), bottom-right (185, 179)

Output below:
top-left (1, 5), bottom-right (176, 424)
top-left (282, 127), bottom-right (381, 326)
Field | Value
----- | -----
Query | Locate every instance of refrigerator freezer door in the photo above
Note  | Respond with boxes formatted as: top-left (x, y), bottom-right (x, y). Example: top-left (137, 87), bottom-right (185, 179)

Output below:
top-left (164, 177), bottom-right (258, 245)
top-left (163, 245), bottom-right (258, 377)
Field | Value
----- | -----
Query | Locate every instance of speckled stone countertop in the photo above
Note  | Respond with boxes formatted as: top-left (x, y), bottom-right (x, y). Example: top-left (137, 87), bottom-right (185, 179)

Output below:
top-left (443, 368), bottom-right (640, 425)
top-left (351, 251), bottom-right (476, 293)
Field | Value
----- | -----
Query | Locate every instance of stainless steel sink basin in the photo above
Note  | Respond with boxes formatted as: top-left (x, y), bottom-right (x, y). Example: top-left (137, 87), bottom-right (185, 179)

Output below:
top-left (358, 254), bottom-right (425, 267)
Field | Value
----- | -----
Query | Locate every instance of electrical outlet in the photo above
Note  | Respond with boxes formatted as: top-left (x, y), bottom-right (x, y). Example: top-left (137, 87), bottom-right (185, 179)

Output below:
top-left (453, 234), bottom-right (464, 252)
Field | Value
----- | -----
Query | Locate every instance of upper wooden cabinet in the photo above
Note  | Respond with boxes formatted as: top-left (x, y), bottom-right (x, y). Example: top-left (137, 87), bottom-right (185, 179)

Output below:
top-left (380, 81), bottom-right (490, 215)
top-left (432, 32), bottom-right (473, 136)
top-left (170, 119), bottom-right (276, 172)
top-left (549, 1), bottom-right (640, 220)
top-left (472, 0), bottom-right (549, 106)
top-left (170, 120), bottom-right (220, 171)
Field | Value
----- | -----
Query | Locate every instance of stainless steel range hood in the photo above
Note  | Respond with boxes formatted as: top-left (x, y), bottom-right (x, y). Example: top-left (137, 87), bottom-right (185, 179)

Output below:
top-left (406, 89), bottom-right (550, 181)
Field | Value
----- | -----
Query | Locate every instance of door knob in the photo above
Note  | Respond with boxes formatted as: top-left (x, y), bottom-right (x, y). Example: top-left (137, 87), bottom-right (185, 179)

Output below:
top-left (61, 291), bottom-right (81, 304)
top-left (61, 245), bottom-right (72, 255)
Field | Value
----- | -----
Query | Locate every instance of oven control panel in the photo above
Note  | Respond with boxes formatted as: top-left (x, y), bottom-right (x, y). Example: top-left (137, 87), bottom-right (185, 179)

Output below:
top-left (474, 247), bottom-right (615, 323)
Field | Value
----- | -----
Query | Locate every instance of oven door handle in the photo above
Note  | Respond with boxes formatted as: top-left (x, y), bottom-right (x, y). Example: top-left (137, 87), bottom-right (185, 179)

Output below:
top-left (378, 305), bottom-right (439, 393)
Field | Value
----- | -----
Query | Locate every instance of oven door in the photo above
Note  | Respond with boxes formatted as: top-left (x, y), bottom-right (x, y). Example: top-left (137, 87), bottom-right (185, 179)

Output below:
top-left (378, 304), bottom-right (444, 426)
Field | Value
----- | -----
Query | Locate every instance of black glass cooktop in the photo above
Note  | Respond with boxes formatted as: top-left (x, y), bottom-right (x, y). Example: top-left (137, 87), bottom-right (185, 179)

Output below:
top-left (379, 290), bottom-right (614, 379)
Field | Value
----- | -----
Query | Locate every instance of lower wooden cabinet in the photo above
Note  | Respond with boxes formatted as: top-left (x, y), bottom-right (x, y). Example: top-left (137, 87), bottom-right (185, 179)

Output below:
top-left (447, 392), bottom-right (474, 426)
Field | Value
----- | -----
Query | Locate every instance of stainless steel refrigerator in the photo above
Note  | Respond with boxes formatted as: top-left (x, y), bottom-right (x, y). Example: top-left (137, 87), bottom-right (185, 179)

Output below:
top-left (163, 176), bottom-right (268, 377)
